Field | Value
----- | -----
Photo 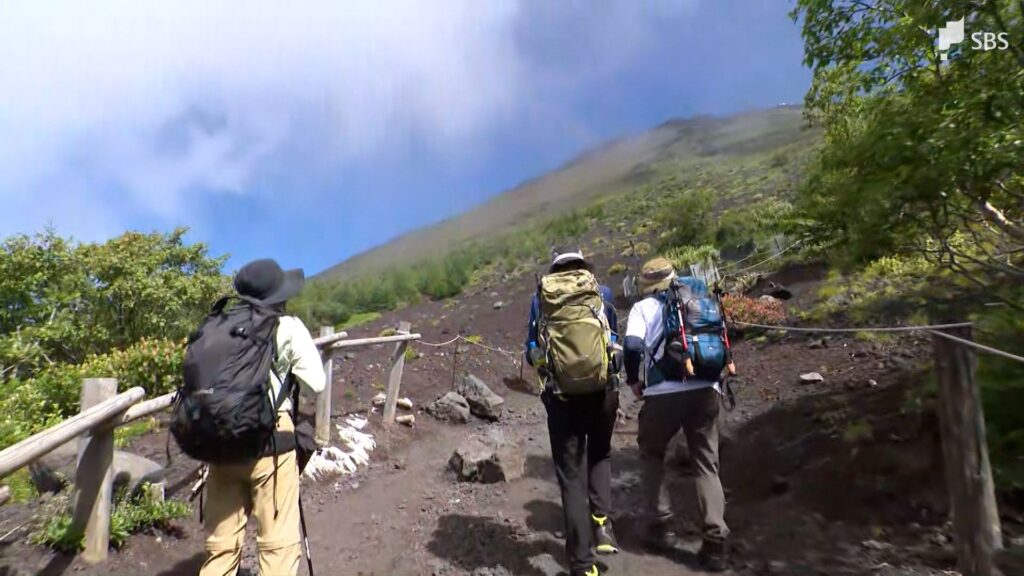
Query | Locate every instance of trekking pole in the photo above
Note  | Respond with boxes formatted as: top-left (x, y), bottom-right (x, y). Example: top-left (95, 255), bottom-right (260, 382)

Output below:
top-left (713, 285), bottom-right (738, 411)
top-left (673, 289), bottom-right (696, 377)
top-left (713, 285), bottom-right (737, 377)
top-left (299, 494), bottom-right (315, 576)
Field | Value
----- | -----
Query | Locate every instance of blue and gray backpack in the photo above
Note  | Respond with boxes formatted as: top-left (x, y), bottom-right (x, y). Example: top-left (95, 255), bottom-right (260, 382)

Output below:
top-left (656, 276), bottom-right (728, 381)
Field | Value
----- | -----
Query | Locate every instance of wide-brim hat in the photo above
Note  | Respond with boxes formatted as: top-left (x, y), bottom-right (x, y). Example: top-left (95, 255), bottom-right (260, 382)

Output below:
top-left (233, 258), bottom-right (305, 306)
top-left (549, 246), bottom-right (591, 272)
top-left (639, 257), bottom-right (676, 295)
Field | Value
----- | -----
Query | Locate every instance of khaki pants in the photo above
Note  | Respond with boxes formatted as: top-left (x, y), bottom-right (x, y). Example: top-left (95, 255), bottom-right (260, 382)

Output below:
top-left (637, 387), bottom-right (729, 544)
top-left (200, 414), bottom-right (302, 576)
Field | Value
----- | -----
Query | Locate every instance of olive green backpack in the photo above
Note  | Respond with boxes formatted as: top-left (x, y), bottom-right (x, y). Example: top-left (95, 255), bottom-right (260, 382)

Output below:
top-left (537, 269), bottom-right (611, 394)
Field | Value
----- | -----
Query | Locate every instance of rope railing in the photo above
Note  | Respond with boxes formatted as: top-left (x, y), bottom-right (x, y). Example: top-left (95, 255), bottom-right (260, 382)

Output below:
top-left (730, 320), bottom-right (974, 334)
top-left (730, 319), bottom-right (1023, 364)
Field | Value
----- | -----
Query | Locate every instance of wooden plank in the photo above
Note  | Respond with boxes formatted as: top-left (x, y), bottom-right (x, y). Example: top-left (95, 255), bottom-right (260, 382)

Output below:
top-left (72, 378), bottom-right (117, 564)
top-left (316, 327), bottom-right (334, 446)
top-left (933, 327), bottom-right (1002, 576)
top-left (119, 391), bottom-right (176, 426)
top-left (0, 387), bottom-right (145, 480)
top-left (329, 333), bottom-right (421, 350)
top-left (312, 330), bottom-right (349, 348)
top-left (382, 322), bottom-right (411, 425)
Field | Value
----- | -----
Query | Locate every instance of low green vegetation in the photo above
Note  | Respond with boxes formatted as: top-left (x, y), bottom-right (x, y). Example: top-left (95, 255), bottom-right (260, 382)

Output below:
top-left (0, 337), bottom-right (186, 448)
top-left (842, 419), bottom-right (874, 444)
top-left (31, 484), bottom-right (190, 552)
top-left (404, 345), bottom-right (421, 362)
top-left (115, 417), bottom-right (159, 449)
top-left (664, 245), bottom-right (720, 272)
top-left (5, 469), bottom-right (38, 503)
top-left (337, 311), bottom-right (381, 330)
top-left (607, 263), bottom-right (627, 276)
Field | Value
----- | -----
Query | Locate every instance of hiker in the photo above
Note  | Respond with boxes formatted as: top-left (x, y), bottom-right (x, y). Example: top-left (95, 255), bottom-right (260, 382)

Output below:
top-left (525, 247), bottom-right (622, 576)
top-left (623, 257), bottom-right (731, 572)
top-left (172, 259), bottom-right (326, 576)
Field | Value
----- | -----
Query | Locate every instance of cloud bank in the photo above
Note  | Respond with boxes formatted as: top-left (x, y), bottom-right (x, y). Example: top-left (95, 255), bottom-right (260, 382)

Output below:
top-left (0, 0), bottom-right (696, 242)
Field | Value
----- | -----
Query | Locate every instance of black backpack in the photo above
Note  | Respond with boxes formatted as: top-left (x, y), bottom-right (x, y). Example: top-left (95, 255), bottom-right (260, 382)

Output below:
top-left (171, 296), bottom-right (290, 463)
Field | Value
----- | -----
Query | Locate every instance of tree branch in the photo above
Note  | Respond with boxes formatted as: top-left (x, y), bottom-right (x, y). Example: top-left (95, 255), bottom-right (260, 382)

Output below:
top-left (978, 200), bottom-right (1024, 240)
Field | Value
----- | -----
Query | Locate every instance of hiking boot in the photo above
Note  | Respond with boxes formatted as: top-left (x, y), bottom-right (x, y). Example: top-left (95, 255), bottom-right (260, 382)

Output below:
top-left (644, 518), bottom-right (680, 552)
top-left (697, 540), bottom-right (728, 572)
top-left (592, 515), bottom-right (620, 555)
top-left (572, 565), bottom-right (600, 576)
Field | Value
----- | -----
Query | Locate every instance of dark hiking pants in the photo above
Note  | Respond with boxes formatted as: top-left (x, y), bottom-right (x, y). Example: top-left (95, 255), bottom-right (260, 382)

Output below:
top-left (638, 386), bottom-right (729, 545)
top-left (543, 387), bottom-right (620, 574)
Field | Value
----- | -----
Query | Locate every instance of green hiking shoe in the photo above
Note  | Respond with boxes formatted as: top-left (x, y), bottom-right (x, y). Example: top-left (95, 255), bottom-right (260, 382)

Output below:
top-left (592, 515), bottom-right (620, 555)
top-left (573, 565), bottom-right (600, 576)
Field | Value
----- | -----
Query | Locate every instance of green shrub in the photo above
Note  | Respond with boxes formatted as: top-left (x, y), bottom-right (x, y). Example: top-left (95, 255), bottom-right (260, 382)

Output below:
top-left (657, 189), bottom-right (716, 248)
top-left (812, 252), bottom-right (941, 323)
top-left (664, 245), bottom-right (720, 273)
top-left (0, 338), bottom-right (183, 449)
top-left (404, 346), bottom-right (421, 362)
top-left (715, 200), bottom-right (794, 252)
top-left (3, 469), bottom-right (38, 503)
top-left (543, 211), bottom-right (589, 241)
top-left (842, 419), bottom-right (873, 444)
top-left (607, 263), bottom-right (627, 276)
top-left (31, 484), bottom-right (189, 552)
top-left (338, 312), bottom-right (381, 330)
top-left (115, 417), bottom-right (158, 448)
top-left (0, 228), bottom-right (227, 380)
top-left (621, 242), bottom-right (651, 258)
top-left (378, 328), bottom-right (397, 338)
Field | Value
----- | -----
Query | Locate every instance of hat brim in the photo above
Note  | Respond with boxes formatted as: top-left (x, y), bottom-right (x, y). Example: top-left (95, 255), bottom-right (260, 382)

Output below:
top-left (640, 274), bottom-right (675, 296)
top-left (258, 268), bottom-right (305, 305)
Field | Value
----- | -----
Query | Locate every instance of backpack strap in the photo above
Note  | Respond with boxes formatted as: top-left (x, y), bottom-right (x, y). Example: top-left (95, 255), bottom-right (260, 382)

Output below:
top-left (210, 295), bottom-right (233, 314)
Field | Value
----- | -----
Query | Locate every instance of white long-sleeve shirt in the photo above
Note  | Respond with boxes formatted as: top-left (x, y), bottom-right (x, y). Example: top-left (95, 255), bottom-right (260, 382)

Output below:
top-left (269, 315), bottom-right (326, 411)
top-left (625, 296), bottom-right (720, 397)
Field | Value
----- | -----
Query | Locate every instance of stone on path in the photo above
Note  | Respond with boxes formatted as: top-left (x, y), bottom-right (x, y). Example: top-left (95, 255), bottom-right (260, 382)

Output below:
top-left (457, 374), bottom-right (505, 421)
top-left (449, 429), bottom-right (524, 483)
top-left (799, 372), bottom-right (825, 384)
top-left (426, 392), bottom-right (472, 424)
top-left (30, 441), bottom-right (166, 498)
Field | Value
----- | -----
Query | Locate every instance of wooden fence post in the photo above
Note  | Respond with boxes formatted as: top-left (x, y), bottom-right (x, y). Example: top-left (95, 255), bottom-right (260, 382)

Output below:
top-left (316, 326), bottom-right (334, 446)
top-left (71, 378), bottom-right (117, 564)
top-left (383, 322), bottom-right (411, 425)
top-left (933, 326), bottom-right (1002, 576)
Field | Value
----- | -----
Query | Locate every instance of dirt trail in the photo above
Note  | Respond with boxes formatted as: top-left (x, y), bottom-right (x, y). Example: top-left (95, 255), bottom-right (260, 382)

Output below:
top-left (2, 259), bottom-right (1022, 575)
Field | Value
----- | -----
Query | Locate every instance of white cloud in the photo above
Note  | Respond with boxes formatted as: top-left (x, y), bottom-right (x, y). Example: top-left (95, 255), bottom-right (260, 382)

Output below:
top-left (0, 0), bottom-right (695, 240)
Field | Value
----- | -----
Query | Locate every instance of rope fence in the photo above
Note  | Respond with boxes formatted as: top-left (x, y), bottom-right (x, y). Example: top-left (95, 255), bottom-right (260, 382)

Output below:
top-left (719, 239), bottom-right (804, 276)
top-left (730, 320), bottom-right (974, 333)
top-left (928, 329), bottom-right (1024, 364)
top-left (730, 319), bottom-right (1024, 364)
top-left (419, 334), bottom-right (522, 360)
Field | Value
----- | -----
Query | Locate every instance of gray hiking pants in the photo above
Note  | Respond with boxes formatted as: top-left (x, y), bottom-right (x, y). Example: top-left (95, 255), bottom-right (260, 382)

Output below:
top-left (637, 386), bottom-right (729, 544)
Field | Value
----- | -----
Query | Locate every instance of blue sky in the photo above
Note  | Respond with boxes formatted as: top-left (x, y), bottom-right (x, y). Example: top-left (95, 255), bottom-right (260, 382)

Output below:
top-left (0, 0), bottom-right (810, 275)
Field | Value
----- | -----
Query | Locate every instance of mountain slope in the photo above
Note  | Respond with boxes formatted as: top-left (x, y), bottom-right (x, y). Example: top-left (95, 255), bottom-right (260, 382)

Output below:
top-left (317, 105), bottom-right (813, 279)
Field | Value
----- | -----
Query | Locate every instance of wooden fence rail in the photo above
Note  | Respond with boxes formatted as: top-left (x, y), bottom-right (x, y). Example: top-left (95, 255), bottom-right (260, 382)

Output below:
top-left (0, 322), bottom-right (417, 564)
